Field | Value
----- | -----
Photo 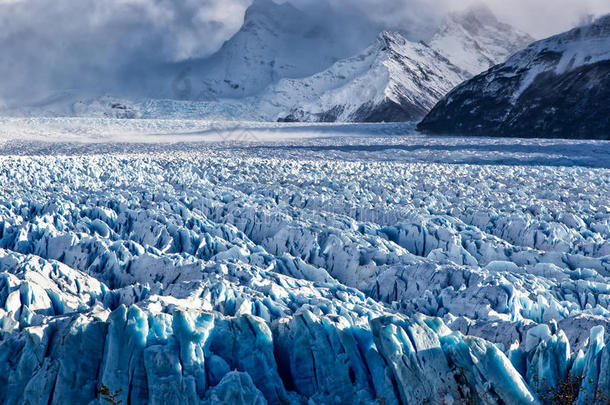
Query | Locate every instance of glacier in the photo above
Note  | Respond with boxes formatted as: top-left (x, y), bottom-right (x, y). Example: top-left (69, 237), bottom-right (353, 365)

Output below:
top-left (0, 119), bottom-right (609, 404)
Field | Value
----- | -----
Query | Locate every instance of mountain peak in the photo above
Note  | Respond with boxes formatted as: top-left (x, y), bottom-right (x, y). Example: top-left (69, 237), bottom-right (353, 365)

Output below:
top-left (578, 13), bottom-right (610, 38)
top-left (377, 31), bottom-right (409, 48)
top-left (429, 5), bottom-right (534, 77)
top-left (243, 0), bottom-right (300, 27)
top-left (419, 14), bottom-right (610, 139)
top-left (458, 3), bottom-right (499, 26)
top-left (247, 0), bottom-right (279, 12)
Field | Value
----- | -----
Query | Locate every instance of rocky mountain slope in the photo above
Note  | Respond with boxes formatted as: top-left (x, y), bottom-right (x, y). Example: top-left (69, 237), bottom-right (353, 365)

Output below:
top-left (418, 14), bottom-right (610, 139)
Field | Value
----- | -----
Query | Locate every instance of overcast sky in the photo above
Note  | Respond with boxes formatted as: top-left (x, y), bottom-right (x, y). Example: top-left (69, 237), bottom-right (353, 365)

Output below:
top-left (0, 0), bottom-right (608, 105)
top-left (1, 0), bottom-right (607, 60)
top-left (289, 0), bottom-right (610, 38)
top-left (472, 0), bottom-right (610, 37)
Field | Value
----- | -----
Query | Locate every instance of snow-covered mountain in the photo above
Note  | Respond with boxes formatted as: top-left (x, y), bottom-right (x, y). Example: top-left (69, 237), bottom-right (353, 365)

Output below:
top-left (430, 5), bottom-right (534, 76)
top-left (160, 0), bottom-right (376, 101)
top-left (429, 5), bottom-right (534, 77)
top-left (0, 2), bottom-right (534, 123)
top-left (161, 3), bottom-right (532, 123)
top-left (21, 31), bottom-right (467, 123)
top-left (261, 32), bottom-right (466, 122)
top-left (262, 5), bottom-right (533, 123)
top-left (418, 14), bottom-right (610, 139)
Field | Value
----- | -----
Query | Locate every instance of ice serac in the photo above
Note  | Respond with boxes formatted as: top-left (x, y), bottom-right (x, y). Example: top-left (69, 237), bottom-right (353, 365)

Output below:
top-left (0, 301), bottom-right (544, 405)
top-left (202, 371), bottom-right (266, 405)
top-left (575, 326), bottom-right (610, 404)
top-left (0, 145), bottom-right (609, 403)
top-left (418, 14), bottom-right (610, 139)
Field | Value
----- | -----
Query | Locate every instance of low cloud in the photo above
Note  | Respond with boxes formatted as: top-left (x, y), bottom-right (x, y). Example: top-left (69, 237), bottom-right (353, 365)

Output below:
top-left (0, 0), bottom-right (250, 104)
top-left (483, 0), bottom-right (610, 38)
top-left (289, 0), bottom-right (610, 39)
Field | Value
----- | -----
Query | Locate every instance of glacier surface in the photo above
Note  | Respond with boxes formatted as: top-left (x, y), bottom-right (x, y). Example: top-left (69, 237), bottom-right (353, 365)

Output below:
top-left (0, 119), bottom-right (609, 404)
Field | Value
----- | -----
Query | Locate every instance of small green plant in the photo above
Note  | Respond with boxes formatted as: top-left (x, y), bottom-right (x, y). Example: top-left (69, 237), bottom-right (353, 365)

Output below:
top-left (99, 384), bottom-right (122, 405)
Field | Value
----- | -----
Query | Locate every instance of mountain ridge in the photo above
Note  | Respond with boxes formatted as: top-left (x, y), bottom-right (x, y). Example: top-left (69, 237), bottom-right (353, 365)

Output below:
top-left (418, 14), bottom-right (610, 139)
top-left (271, 31), bottom-right (466, 122)
top-left (429, 4), bottom-right (534, 77)
top-left (1, 3), bottom-right (535, 123)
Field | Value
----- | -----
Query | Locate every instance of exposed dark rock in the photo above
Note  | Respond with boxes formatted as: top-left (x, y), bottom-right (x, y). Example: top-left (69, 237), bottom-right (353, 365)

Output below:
top-left (418, 15), bottom-right (610, 140)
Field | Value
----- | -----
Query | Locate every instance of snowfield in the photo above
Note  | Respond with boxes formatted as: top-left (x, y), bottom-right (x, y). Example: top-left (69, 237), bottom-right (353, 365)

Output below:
top-left (0, 118), bottom-right (609, 404)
